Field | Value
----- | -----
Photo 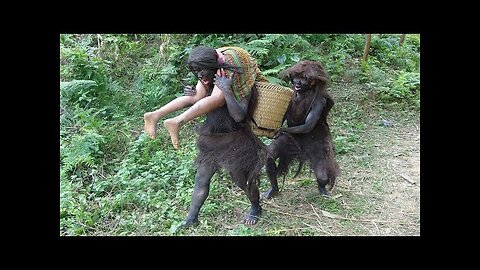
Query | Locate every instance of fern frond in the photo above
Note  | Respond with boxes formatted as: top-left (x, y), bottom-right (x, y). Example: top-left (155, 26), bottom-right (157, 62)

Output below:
top-left (261, 63), bottom-right (289, 76)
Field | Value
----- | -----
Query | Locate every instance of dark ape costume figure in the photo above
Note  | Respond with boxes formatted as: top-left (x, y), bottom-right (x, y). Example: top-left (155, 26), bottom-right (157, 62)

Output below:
top-left (263, 60), bottom-right (339, 199)
top-left (179, 47), bottom-right (266, 228)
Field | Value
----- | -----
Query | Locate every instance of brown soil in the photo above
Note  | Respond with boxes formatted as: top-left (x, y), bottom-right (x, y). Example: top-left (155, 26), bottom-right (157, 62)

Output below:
top-left (249, 112), bottom-right (421, 236)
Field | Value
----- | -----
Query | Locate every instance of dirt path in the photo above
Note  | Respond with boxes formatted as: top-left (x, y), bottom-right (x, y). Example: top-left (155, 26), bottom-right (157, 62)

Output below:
top-left (351, 118), bottom-right (420, 235)
top-left (253, 110), bottom-right (421, 236)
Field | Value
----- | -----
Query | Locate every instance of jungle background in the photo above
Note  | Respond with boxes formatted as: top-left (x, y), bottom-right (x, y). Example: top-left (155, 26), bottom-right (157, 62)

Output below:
top-left (60, 34), bottom-right (420, 236)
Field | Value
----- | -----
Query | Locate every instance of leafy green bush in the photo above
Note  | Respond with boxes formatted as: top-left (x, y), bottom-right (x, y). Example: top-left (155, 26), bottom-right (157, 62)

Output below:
top-left (59, 34), bottom-right (421, 235)
top-left (60, 40), bottom-right (107, 84)
top-left (60, 129), bottom-right (105, 180)
top-left (60, 80), bottom-right (98, 109)
top-left (378, 71), bottom-right (420, 106)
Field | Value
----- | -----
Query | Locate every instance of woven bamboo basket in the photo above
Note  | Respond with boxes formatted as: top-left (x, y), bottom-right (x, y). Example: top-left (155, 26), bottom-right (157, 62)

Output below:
top-left (251, 81), bottom-right (294, 138)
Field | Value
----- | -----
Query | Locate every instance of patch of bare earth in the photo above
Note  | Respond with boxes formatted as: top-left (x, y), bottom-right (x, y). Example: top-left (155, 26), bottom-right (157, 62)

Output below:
top-left (349, 118), bottom-right (420, 236)
top-left (251, 112), bottom-right (420, 236)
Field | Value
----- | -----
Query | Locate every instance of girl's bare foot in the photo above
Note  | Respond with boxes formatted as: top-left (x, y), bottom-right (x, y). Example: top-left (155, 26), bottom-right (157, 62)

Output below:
top-left (164, 119), bottom-right (180, 150)
top-left (144, 112), bottom-right (157, 139)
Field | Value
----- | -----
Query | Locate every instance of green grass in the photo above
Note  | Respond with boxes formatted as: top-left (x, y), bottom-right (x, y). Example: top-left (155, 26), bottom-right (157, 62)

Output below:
top-left (60, 80), bottom-right (420, 236)
top-left (60, 34), bottom-right (420, 236)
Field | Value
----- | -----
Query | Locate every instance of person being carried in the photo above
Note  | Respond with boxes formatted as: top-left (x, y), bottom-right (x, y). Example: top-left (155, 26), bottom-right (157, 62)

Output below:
top-left (175, 46), bottom-right (268, 227)
top-left (143, 45), bottom-right (268, 149)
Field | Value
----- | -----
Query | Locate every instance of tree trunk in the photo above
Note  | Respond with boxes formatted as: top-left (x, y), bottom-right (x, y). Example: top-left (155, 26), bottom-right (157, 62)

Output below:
top-left (97, 34), bottom-right (102, 49)
top-left (399, 34), bottom-right (406, 47)
top-left (363, 34), bottom-right (372, 62)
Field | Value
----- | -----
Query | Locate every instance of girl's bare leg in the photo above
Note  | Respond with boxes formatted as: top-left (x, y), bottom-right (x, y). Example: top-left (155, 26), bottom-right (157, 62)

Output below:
top-left (164, 87), bottom-right (225, 149)
top-left (144, 96), bottom-right (196, 139)
top-left (144, 83), bottom-right (206, 139)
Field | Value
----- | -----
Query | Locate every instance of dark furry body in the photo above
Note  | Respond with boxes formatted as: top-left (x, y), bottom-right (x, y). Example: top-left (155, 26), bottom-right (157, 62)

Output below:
top-left (264, 60), bottom-right (339, 198)
top-left (181, 88), bottom-right (266, 227)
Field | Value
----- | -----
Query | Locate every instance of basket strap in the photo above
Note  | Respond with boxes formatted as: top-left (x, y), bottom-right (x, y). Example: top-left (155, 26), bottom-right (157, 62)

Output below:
top-left (248, 114), bottom-right (276, 131)
top-left (248, 113), bottom-right (258, 127)
top-left (250, 116), bottom-right (272, 131)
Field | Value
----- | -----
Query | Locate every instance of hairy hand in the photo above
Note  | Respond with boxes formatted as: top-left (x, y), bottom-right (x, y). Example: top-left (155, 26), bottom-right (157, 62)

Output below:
top-left (214, 68), bottom-right (234, 93)
top-left (183, 85), bottom-right (196, 96)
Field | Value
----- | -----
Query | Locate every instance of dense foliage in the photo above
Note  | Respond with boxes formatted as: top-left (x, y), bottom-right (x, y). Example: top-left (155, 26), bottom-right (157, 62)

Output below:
top-left (60, 34), bottom-right (420, 235)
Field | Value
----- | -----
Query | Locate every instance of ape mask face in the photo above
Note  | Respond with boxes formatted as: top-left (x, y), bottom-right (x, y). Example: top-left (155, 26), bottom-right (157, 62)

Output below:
top-left (281, 60), bottom-right (328, 95)
top-left (290, 76), bottom-right (316, 94)
top-left (189, 64), bottom-right (216, 86)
